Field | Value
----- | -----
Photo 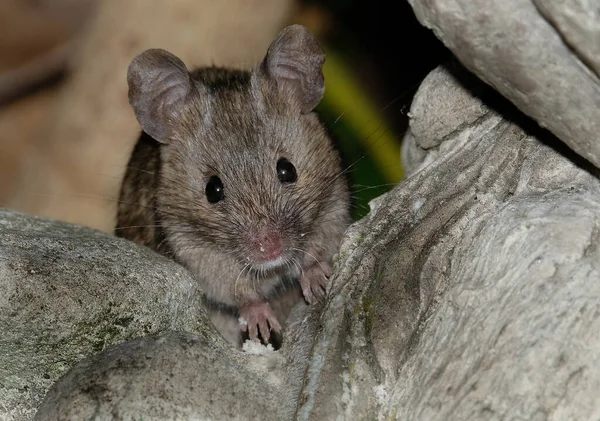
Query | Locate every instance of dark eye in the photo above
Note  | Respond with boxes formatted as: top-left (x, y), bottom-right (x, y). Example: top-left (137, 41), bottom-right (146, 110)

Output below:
top-left (276, 158), bottom-right (297, 184)
top-left (205, 175), bottom-right (224, 203)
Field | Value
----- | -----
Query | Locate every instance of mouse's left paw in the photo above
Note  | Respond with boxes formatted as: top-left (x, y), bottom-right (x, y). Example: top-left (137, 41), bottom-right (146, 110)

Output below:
top-left (300, 261), bottom-right (332, 304)
top-left (239, 300), bottom-right (281, 344)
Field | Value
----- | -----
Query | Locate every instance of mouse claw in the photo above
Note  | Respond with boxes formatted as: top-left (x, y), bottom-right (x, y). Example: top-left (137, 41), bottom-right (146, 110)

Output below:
top-left (239, 300), bottom-right (281, 344)
top-left (322, 262), bottom-right (333, 279)
top-left (300, 261), bottom-right (331, 304)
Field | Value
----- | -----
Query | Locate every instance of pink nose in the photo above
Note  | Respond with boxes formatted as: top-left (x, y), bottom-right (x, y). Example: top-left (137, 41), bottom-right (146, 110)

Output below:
top-left (254, 231), bottom-right (283, 261)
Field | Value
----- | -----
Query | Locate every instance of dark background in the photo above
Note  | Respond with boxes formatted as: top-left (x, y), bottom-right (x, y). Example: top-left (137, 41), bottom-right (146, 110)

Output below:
top-left (299, 0), bottom-right (451, 219)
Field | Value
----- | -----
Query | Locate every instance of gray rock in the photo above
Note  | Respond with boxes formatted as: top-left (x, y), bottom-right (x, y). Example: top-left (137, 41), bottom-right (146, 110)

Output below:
top-left (533, 0), bottom-right (600, 78)
top-left (295, 66), bottom-right (600, 420)
top-left (33, 301), bottom-right (320, 420)
top-left (385, 190), bottom-right (600, 421)
top-left (0, 210), bottom-right (207, 419)
top-left (401, 66), bottom-right (490, 176)
top-left (407, 0), bottom-right (600, 169)
top-left (33, 331), bottom-right (288, 420)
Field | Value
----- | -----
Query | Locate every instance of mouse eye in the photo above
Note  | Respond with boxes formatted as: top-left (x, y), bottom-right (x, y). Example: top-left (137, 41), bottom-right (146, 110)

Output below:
top-left (205, 175), bottom-right (225, 203)
top-left (276, 158), bottom-right (297, 184)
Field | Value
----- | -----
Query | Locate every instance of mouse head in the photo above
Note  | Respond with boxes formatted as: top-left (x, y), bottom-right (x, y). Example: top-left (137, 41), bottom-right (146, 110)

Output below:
top-left (127, 24), bottom-right (325, 143)
top-left (126, 25), bottom-right (347, 274)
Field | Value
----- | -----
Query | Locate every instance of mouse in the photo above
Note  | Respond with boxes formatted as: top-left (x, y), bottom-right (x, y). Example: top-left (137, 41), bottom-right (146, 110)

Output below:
top-left (115, 24), bottom-right (351, 348)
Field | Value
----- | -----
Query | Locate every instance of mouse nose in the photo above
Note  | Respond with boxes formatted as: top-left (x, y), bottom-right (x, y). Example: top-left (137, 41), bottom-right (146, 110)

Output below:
top-left (252, 229), bottom-right (283, 261)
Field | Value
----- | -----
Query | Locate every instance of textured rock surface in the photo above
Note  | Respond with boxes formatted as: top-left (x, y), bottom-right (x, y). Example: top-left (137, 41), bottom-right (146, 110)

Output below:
top-left (34, 332), bottom-right (286, 420)
top-left (33, 299), bottom-right (318, 420)
top-left (0, 209), bottom-right (207, 419)
top-left (407, 0), bottom-right (600, 169)
top-left (295, 66), bottom-right (600, 420)
top-left (533, 0), bottom-right (600, 77)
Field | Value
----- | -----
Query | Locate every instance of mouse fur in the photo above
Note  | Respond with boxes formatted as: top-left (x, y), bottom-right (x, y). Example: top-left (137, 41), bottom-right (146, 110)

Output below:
top-left (116, 25), bottom-right (351, 348)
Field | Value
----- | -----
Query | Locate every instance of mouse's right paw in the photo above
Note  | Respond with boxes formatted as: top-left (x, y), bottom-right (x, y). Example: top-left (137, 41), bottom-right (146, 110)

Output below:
top-left (239, 300), bottom-right (281, 344)
top-left (300, 260), bottom-right (332, 304)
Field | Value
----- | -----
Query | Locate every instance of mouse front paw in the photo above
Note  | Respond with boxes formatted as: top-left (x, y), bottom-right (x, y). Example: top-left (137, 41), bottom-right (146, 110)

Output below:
top-left (300, 261), bottom-right (332, 304)
top-left (239, 300), bottom-right (281, 344)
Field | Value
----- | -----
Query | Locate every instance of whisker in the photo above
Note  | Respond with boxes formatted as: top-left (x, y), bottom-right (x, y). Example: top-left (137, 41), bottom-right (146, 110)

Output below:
top-left (333, 112), bottom-right (344, 125)
top-left (289, 247), bottom-right (324, 272)
top-left (234, 262), bottom-right (251, 300)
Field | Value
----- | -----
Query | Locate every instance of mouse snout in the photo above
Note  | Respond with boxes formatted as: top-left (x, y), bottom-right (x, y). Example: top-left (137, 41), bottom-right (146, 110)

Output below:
top-left (249, 228), bottom-right (283, 262)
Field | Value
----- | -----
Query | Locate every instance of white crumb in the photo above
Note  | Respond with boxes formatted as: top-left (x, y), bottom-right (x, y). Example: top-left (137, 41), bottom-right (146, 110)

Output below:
top-left (242, 339), bottom-right (275, 355)
top-left (238, 317), bottom-right (248, 326)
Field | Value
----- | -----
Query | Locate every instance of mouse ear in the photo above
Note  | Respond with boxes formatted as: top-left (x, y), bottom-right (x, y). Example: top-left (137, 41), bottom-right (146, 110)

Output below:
top-left (259, 25), bottom-right (326, 114)
top-left (127, 49), bottom-right (193, 143)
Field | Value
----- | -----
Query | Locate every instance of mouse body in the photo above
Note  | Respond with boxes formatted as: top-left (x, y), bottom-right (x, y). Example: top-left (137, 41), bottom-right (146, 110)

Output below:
top-left (115, 25), bottom-right (351, 347)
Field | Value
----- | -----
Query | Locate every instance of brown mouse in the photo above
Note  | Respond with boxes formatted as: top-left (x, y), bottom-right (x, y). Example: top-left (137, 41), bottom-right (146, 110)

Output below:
top-left (115, 24), bottom-right (351, 348)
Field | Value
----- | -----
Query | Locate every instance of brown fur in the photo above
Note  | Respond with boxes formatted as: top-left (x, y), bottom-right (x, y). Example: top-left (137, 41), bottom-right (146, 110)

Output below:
top-left (116, 25), bottom-right (351, 347)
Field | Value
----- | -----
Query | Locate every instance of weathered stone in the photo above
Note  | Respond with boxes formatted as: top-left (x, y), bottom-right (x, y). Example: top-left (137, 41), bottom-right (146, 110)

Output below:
top-left (0, 209), bottom-right (207, 419)
top-left (34, 331), bottom-right (286, 420)
top-left (295, 65), bottom-right (600, 420)
top-left (533, 0), bottom-right (600, 78)
top-left (401, 66), bottom-right (491, 175)
top-left (407, 0), bottom-right (600, 169)
top-left (33, 303), bottom-right (318, 420)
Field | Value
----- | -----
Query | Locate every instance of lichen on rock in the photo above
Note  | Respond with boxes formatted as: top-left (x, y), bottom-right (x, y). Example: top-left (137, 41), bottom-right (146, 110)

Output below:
top-left (0, 209), bottom-right (209, 418)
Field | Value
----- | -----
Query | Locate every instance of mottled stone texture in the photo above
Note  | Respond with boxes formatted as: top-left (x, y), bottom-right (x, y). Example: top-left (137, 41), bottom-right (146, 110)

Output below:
top-left (407, 0), bottom-right (600, 169)
top-left (34, 332), bottom-right (288, 420)
top-left (295, 66), bottom-right (600, 420)
top-left (32, 297), bottom-right (318, 420)
top-left (0, 210), bottom-right (208, 419)
top-left (533, 0), bottom-right (600, 78)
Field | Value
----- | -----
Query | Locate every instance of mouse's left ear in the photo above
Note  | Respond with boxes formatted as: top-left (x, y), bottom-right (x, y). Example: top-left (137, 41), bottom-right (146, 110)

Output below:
top-left (258, 24), bottom-right (325, 114)
top-left (127, 49), bottom-right (195, 143)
